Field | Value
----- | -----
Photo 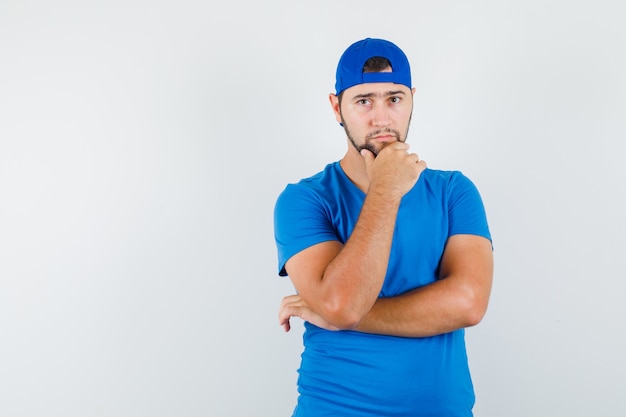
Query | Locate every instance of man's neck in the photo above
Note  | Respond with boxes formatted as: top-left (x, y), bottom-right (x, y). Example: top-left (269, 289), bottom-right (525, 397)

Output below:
top-left (339, 149), bottom-right (370, 193)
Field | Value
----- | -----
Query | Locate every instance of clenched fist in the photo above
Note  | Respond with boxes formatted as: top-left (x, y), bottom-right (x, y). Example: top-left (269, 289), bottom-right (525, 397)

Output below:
top-left (361, 142), bottom-right (427, 200)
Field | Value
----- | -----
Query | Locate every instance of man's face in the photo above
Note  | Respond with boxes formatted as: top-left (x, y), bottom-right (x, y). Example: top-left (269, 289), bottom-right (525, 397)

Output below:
top-left (334, 82), bottom-right (415, 156)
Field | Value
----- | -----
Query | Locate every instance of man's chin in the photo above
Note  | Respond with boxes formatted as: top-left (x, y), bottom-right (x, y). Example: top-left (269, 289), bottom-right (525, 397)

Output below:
top-left (358, 144), bottom-right (381, 157)
top-left (363, 140), bottom-right (398, 156)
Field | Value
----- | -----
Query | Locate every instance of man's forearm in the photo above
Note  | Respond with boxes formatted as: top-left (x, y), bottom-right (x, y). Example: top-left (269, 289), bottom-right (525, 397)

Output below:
top-left (354, 279), bottom-right (481, 337)
top-left (353, 235), bottom-right (494, 337)
top-left (315, 190), bottom-right (401, 328)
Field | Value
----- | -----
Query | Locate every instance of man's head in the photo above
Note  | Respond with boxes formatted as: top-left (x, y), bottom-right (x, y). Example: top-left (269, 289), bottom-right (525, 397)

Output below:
top-left (330, 38), bottom-right (415, 156)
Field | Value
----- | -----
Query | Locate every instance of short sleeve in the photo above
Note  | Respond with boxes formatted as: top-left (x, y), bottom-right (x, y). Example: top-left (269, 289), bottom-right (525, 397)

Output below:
top-left (447, 172), bottom-right (492, 242)
top-left (273, 184), bottom-right (340, 276)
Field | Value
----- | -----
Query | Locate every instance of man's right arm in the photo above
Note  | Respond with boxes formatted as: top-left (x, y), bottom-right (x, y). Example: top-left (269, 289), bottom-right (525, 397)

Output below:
top-left (281, 143), bottom-right (424, 329)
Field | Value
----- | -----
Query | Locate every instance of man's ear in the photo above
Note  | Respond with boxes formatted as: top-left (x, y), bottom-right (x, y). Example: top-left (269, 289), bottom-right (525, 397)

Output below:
top-left (329, 93), bottom-right (343, 126)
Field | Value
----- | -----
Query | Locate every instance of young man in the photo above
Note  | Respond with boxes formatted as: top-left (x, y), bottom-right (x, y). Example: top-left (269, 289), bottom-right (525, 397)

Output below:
top-left (274, 38), bottom-right (493, 417)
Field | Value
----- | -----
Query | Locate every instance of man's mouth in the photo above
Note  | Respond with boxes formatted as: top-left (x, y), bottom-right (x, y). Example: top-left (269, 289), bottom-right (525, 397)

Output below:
top-left (367, 129), bottom-right (400, 142)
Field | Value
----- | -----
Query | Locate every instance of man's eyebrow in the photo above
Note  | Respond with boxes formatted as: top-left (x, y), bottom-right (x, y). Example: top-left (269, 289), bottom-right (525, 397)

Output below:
top-left (351, 90), bottom-right (407, 100)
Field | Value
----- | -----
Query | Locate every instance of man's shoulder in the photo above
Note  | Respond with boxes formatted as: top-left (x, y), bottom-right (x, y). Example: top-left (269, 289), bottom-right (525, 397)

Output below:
top-left (281, 161), bottom-right (341, 194)
top-left (415, 168), bottom-right (480, 199)
top-left (420, 167), bottom-right (465, 185)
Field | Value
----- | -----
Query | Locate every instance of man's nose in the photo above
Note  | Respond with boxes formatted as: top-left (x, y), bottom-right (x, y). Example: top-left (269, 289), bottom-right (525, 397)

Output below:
top-left (371, 104), bottom-right (391, 127)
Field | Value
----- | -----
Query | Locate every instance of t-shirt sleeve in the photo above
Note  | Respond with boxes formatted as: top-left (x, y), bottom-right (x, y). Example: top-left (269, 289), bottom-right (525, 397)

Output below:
top-left (447, 172), bottom-right (492, 242)
top-left (273, 184), bottom-right (340, 276)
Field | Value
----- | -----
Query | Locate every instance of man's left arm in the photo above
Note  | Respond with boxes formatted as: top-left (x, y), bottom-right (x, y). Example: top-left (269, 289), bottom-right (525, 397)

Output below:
top-left (353, 233), bottom-right (493, 337)
top-left (279, 233), bottom-right (493, 337)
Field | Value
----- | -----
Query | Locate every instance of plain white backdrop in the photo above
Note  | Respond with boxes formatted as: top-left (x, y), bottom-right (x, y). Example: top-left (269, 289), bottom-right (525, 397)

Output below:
top-left (1, 1), bottom-right (625, 416)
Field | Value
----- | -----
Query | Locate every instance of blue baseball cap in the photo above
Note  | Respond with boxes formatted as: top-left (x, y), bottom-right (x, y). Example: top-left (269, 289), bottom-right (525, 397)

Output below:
top-left (334, 38), bottom-right (412, 95)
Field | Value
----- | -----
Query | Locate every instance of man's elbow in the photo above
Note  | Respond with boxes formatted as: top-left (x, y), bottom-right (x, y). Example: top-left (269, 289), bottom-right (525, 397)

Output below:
top-left (323, 299), bottom-right (365, 330)
top-left (330, 316), bottom-right (362, 331)
top-left (460, 289), bottom-right (490, 327)
top-left (464, 305), bottom-right (487, 327)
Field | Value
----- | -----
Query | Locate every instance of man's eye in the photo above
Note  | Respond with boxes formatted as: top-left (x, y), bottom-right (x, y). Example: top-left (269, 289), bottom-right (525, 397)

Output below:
top-left (390, 97), bottom-right (401, 103)
top-left (358, 99), bottom-right (370, 105)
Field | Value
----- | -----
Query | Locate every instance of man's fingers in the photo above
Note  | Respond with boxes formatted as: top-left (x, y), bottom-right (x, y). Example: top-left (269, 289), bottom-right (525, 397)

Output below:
top-left (281, 318), bottom-right (291, 332)
top-left (360, 148), bottom-right (375, 165)
top-left (279, 307), bottom-right (294, 332)
top-left (279, 294), bottom-right (303, 332)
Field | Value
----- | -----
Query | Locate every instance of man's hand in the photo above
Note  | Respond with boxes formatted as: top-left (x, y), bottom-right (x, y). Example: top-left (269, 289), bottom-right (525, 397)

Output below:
top-left (279, 294), bottom-right (341, 332)
top-left (361, 142), bottom-right (427, 199)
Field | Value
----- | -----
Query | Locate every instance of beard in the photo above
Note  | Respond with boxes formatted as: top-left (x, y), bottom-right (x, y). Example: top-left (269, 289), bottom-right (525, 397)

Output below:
top-left (340, 114), bottom-right (412, 157)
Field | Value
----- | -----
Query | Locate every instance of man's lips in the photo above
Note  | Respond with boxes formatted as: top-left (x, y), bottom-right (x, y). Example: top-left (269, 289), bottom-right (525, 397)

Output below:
top-left (373, 135), bottom-right (395, 141)
top-left (370, 134), bottom-right (398, 144)
top-left (367, 129), bottom-right (400, 142)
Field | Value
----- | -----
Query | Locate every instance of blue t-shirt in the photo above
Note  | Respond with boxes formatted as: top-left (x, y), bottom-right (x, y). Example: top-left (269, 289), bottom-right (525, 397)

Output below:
top-left (274, 162), bottom-right (491, 417)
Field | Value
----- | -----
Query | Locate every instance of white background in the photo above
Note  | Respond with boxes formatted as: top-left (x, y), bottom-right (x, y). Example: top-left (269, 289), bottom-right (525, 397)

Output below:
top-left (1, 1), bottom-right (625, 416)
